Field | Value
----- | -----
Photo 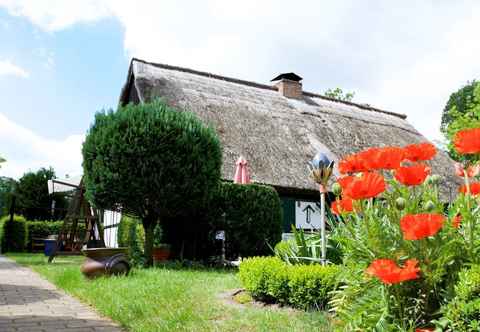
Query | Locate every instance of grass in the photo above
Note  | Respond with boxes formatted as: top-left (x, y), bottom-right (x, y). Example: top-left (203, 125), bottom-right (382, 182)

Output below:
top-left (7, 253), bottom-right (332, 332)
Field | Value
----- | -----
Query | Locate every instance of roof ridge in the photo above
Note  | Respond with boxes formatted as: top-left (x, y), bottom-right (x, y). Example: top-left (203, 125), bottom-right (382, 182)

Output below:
top-left (131, 57), bottom-right (407, 119)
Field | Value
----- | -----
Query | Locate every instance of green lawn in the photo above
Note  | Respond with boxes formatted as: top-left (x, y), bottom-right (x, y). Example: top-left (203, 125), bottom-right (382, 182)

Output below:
top-left (7, 253), bottom-right (332, 332)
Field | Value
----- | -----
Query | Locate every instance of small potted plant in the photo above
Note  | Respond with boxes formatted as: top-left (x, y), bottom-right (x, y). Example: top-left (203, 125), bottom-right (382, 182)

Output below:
top-left (152, 223), bottom-right (170, 263)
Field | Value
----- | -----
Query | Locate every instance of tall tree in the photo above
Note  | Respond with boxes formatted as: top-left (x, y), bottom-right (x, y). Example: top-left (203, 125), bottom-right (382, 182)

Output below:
top-left (324, 88), bottom-right (355, 102)
top-left (0, 176), bottom-right (16, 217)
top-left (82, 100), bottom-right (222, 266)
top-left (15, 167), bottom-right (66, 220)
top-left (440, 80), bottom-right (480, 162)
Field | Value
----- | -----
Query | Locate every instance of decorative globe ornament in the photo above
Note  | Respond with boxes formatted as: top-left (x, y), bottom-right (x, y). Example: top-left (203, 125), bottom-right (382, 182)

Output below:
top-left (309, 152), bottom-right (334, 192)
top-left (308, 152), bottom-right (334, 266)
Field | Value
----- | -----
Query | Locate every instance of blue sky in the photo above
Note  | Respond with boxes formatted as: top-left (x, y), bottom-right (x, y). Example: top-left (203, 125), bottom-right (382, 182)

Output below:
top-left (0, 10), bottom-right (126, 138)
top-left (1, 1), bottom-right (480, 179)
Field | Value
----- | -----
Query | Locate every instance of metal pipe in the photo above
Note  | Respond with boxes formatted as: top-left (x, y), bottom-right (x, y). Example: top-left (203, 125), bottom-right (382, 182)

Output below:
top-left (320, 191), bottom-right (326, 265)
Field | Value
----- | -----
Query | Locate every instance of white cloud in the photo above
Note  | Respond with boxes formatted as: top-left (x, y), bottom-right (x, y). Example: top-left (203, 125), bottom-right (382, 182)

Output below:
top-left (0, 113), bottom-right (84, 179)
top-left (2, 0), bottom-right (480, 144)
top-left (0, 60), bottom-right (29, 78)
top-left (0, 0), bottom-right (111, 31)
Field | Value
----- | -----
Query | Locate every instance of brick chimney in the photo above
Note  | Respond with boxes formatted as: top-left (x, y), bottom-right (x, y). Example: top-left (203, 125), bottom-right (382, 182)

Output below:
top-left (271, 72), bottom-right (303, 99)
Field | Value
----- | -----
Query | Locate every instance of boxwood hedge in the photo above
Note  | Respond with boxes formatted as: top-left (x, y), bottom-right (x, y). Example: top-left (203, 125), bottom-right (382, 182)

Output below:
top-left (239, 256), bottom-right (340, 310)
top-left (214, 182), bottom-right (283, 259)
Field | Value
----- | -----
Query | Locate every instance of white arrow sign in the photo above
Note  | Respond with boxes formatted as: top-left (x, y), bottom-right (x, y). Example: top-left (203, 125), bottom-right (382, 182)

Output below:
top-left (295, 201), bottom-right (322, 229)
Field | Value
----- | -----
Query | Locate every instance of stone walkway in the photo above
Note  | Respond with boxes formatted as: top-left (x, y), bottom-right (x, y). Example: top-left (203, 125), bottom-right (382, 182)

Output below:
top-left (0, 255), bottom-right (123, 332)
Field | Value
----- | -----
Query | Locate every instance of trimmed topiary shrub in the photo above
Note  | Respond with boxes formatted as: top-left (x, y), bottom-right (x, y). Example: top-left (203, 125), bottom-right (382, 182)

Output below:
top-left (238, 256), bottom-right (288, 303)
top-left (239, 256), bottom-right (340, 309)
top-left (214, 182), bottom-right (283, 259)
top-left (1, 215), bottom-right (28, 252)
top-left (287, 264), bottom-right (340, 309)
top-left (83, 99), bottom-right (222, 266)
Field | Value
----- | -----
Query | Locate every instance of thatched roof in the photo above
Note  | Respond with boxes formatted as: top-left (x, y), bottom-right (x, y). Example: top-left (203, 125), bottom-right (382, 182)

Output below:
top-left (119, 58), bottom-right (460, 200)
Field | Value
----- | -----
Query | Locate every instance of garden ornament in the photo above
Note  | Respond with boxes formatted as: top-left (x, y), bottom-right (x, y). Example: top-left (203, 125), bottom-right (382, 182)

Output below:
top-left (309, 152), bottom-right (334, 266)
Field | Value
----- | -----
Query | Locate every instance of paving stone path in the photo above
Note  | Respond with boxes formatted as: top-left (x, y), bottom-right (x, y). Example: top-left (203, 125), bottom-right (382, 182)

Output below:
top-left (0, 255), bottom-right (123, 332)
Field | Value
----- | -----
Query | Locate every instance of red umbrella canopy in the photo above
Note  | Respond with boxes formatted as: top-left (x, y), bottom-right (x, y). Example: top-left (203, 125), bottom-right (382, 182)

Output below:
top-left (233, 156), bottom-right (250, 184)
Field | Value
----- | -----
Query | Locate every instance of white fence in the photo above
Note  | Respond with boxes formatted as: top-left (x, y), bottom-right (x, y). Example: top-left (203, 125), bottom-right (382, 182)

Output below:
top-left (102, 210), bottom-right (121, 248)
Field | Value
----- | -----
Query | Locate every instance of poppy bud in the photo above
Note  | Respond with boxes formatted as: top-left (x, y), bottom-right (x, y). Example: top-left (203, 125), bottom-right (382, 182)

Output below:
top-left (332, 183), bottom-right (342, 196)
top-left (424, 201), bottom-right (435, 212)
top-left (395, 197), bottom-right (406, 210)
top-left (426, 174), bottom-right (441, 185)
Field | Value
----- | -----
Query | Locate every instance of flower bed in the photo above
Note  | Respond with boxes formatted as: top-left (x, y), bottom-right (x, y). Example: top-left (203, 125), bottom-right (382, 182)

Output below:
top-left (327, 131), bottom-right (480, 331)
top-left (238, 129), bottom-right (480, 331)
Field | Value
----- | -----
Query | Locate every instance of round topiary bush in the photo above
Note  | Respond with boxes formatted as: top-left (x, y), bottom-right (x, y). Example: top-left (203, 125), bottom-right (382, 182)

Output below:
top-left (82, 99), bottom-right (222, 266)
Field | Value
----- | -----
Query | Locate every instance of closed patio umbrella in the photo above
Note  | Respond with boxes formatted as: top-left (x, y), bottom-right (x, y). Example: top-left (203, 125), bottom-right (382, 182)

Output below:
top-left (233, 156), bottom-right (250, 184)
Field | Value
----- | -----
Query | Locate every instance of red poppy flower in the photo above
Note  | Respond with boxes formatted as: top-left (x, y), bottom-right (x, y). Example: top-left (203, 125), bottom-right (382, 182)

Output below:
top-left (332, 197), bottom-right (354, 215)
top-left (343, 172), bottom-right (386, 199)
top-left (453, 215), bottom-right (462, 229)
top-left (459, 182), bottom-right (480, 195)
top-left (337, 176), bottom-right (355, 190)
top-left (400, 213), bottom-right (445, 240)
top-left (416, 329), bottom-right (434, 332)
top-left (356, 148), bottom-right (381, 170)
top-left (366, 259), bottom-right (420, 284)
top-left (339, 154), bottom-right (369, 174)
top-left (399, 259), bottom-right (421, 281)
top-left (374, 147), bottom-right (405, 170)
top-left (403, 143), bottom-right (436, 162)
top-left (454, 128), bottom-right (480, 155)
top-left (455, 163), bottom-right (480, 178)
top-left (394, 164), bottom-right (431, 186)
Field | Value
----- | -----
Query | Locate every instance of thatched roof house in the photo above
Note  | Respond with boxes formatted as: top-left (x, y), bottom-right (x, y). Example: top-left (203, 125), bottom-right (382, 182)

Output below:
top-left (119, 58), bottom-right (459, 229)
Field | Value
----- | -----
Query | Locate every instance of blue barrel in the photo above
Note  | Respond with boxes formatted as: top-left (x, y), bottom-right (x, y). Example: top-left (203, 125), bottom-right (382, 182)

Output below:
top-left (44, 239), bottom-right (57, 256)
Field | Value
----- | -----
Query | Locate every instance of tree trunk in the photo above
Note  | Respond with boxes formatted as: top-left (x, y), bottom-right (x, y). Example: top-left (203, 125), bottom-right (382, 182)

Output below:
top-left (143, 218), bottom-right (156, 267)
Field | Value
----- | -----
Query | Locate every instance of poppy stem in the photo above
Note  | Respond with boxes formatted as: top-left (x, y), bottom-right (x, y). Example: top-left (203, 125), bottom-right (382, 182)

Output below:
top-left (464, 173), bottom-right (475, 260)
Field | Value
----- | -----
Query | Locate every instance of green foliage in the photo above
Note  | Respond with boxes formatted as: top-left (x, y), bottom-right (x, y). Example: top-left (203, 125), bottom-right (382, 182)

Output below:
top-left (15, 167), bottom-right (67, 220)
top-left (0, 176), bottom-right (16, 217)
top-left (24, 220), bottom-right (86, 250)
top-left (153, 222), bottom-right (164, 247)
top-left (0, 155), bottom-right (5, 166)
top-left (438, 265), bottom-right (480, 331)
top-left (330, 264), bottom-right (395, 331)
top-left (324, 88), bottom-right (355, 102)
top-left (83, 99), bottom-right (222, 266)
top-left (239, 256), bottom-right (340, 310)
top-left (328, 175), bottom-right (465, 329)
top-left (214, 182), bottom-right (283, 259)
top-left (26, 220), bottom-right (62, 247)
top-left (440, 80), bottom-right (480, 162)
top-left (117, 215), bottom-right (145, 266)
top-left (273, 226), bottom-right (342, 265)
top-left (1, 215), bottom-right (28, 252)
